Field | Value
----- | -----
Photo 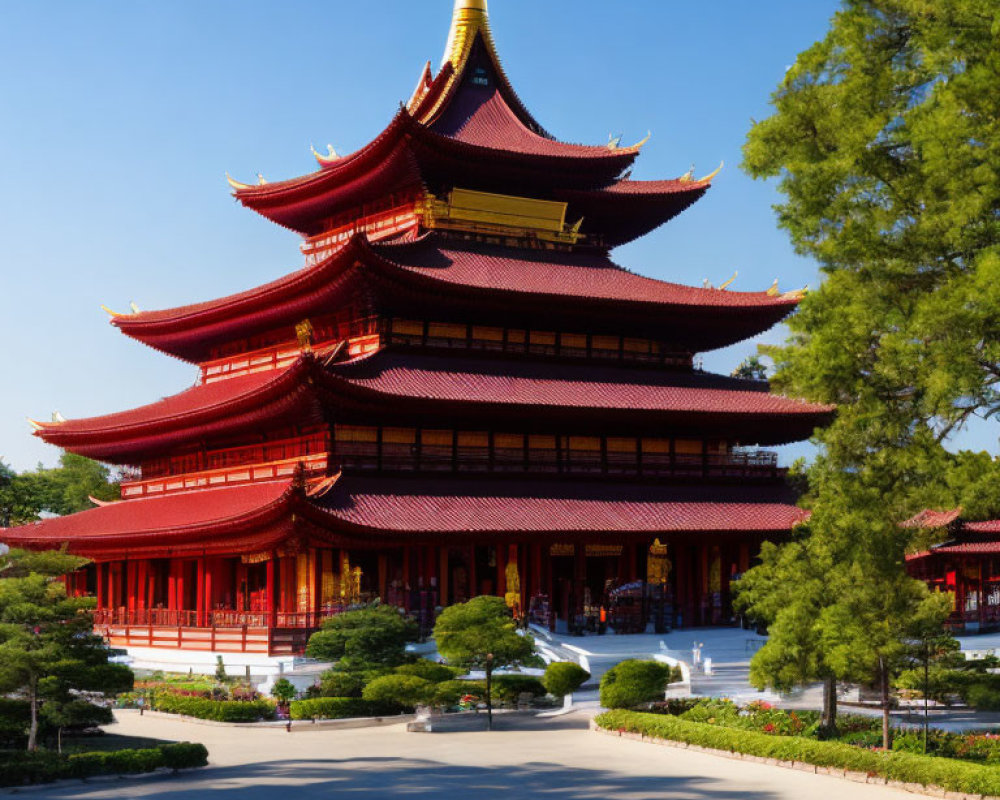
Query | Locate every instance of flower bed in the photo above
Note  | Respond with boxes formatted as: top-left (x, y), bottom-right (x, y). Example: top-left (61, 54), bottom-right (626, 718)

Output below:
top-left (648, 698), bottom-right (1000, 764)
top-left (595, 710), bottom-right (1000, 797)
top-left (0, 742), bottom-right (208, 787)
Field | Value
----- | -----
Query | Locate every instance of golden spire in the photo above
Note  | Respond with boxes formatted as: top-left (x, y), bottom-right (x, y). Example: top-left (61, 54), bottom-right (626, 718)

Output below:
top-left (441, 0), bottom-right (490, 70)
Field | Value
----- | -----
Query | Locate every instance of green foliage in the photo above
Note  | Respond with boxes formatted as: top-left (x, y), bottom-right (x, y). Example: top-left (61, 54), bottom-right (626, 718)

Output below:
top-left (596, 710), bottom-right (1000, 796)
top-left (433, 596), bottom-right (535, 670)
top-left (0, 454), bottom-right (120, 527)
top-left (270, 678), bottom-right (297, 704)
top-left (964, 685), bottom-right (1000, 712)
top-left (542, 662), bottom-right (590, 698)
top-left (430, 679), bottom-right (486, 708)
top-left (288, 697), bottom-right (406, 721)
top-left (491, 674), bottom-right (546, 704)
top-left (0, 549), bottom-right (133, 751)
top-left (393, 659), bottom-right (461, 683)
top-left (0, 742), bottom-right (208, 787)
top-left (361, 674), bottom-right (431, 708)
top-left (599, 659), bottom-right (673, 709)
top-left (315, 671), bottom-right (364, 698)
top-left (730, 355), bottom-right (769, 381)
top-left (151, 694), bottom-right (274, 722)
top-left (735, 0), bottom-right (993, 746)
top-left (305, 604), bottom-right (418, 670)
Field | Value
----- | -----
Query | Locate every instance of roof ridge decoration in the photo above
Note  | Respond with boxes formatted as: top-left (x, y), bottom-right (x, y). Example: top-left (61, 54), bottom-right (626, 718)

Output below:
top-left (420, 0), bottom-right (549, 138)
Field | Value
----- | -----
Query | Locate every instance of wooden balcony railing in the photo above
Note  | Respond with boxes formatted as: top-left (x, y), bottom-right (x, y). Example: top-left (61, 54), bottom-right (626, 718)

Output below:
top-left (92, 603), bottom-right (367, 630)
top-left (334, 445), bottom-right (781, 479)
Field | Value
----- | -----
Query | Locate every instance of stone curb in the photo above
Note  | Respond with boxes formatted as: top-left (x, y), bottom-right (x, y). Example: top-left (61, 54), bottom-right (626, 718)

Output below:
top-left (116, 708), bottom-right (414, 730)
top-left (589, 721), bottom-right (996, 800)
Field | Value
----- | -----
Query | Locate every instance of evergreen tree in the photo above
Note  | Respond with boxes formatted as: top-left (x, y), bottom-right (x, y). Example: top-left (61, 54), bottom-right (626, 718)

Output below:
top-left (433, 596), bottom-right (535, 730)
top-left (0, 548), bottom-right (132, 751)
top-left (735, 0), bottom-right (999, 748)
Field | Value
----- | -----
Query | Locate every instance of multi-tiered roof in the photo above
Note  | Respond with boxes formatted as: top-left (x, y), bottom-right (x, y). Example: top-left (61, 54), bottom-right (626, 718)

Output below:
top-left (8, 0), bottom-right (831, 562)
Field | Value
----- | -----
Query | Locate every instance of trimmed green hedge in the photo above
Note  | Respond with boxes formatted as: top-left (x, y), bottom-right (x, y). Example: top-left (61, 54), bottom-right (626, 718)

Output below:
top-left (152, 693), bottom-right (275, 722)
top-left (595, 710), bottom-right (1000, 796)
top-left (289, 697), bottom-right (408, 720)
top-left (0, 742), bottom-right (208, 787)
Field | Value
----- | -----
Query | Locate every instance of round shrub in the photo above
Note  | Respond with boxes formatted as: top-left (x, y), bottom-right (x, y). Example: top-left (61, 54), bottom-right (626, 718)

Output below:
top-left (317, 671), bottom-right (364, 698)
top-left (965, 684), bottom-right (1000, 711)
top-left (361, 674), bottom-right (433, 708)
top-left (394, 659), bottom-right (461, 683)
top-left (599, 659), bottom-right (673, 709)
top-left (431, 679), bottom-right (487, 708)
top-left (491, 674), bottom-right (546, 705)
top-left (543, 662), bottom-right (590, 698)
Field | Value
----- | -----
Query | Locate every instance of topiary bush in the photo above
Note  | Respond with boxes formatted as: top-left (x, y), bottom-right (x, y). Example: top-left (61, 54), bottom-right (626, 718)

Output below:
top-left (599, 659), bottom-right (673, 709)
top-left (543, 662), bottom-right (590, 698)
top-left (315, 671), bottom-right (365, 698)
top-left (152, 693), bottom-right (275, 722)
top-left (289, 697), bottom-right (406, 720)
top-left (394, 659), bottom-right (462, 683)
top-left (491, 675), bottom-right (547, 705)
top-left (431, 679), bottom-right (487, 708)
top-left (0, 742), bottom-right (208, 787)
top-left (361, 674), bottom-right (432, 708)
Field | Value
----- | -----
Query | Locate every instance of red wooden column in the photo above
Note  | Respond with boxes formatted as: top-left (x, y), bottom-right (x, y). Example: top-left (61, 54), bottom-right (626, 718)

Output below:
top-left (628, 544), bottom-right (639, 582)
top-left (96, 563), bottom-right (105, 611)
top-left (266, 553), bottom-right (278, 628)
top-left (439, 547), bottom-right (450, 607)
top-left (674, 543), bottom-right (687, 628)
top-left (698, 545), bottom-right (709, 626)
top-left (313, 549), bottom-right (323, 625)
top-left (136, 561), bottom-right (149, 611)
top-left (196, 558), bottom-right (207, 627)
top-left (377, 554), bottom-right (388, 603)
top-left (401, 546), bottom-right (411, 611)
top-left (496, 544), bottom-right (507, 598)
top-left (467, 546), bottom-right (477, 598)
top-left (126, 560), bottom-right (138, 612)
top-left (573, 544), bottom-right (586, 617)
top-left (531, 543), bottom-right (542, 600)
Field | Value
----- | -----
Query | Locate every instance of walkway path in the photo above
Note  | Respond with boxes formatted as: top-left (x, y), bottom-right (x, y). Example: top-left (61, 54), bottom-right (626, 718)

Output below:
top-left (17, 710), bottom-right (917, 800)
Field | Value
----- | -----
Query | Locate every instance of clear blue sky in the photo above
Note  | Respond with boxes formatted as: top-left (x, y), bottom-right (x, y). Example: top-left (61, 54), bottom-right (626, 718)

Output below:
top-left (1, 0), bottom-right (860, 471)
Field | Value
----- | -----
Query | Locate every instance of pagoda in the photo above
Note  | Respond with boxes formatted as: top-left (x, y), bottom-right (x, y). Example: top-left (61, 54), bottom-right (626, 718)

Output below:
top-left (3, 0), bottom-right (832, 661)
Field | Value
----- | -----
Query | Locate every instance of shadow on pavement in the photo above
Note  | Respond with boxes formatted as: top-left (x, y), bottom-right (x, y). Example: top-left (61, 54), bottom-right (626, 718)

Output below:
top-left (33, 757), bottom-right (783, 800)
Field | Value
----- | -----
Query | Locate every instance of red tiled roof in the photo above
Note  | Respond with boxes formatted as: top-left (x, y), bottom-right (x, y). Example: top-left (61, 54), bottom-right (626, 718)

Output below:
top-left (312, 477), bottom-right (807, 536)
top-left (428, 84), bottom-right (628, 160)
top-left (374, 236), bottom-right (799, 310)
top-left (1, 481), bottom-right (294, 556)
top-left (902, 508), bottom-right (962, 528)
top-left (35, 360), bottom-right (321, 463)
top-left (113, 235), bottom-right (803, 362)
top-left (931, 541), bottom-right (1000, 555)
top-left (327, 350), bottom-right (833, 423)
top-left (963, 520), bottom-right (1000, 533)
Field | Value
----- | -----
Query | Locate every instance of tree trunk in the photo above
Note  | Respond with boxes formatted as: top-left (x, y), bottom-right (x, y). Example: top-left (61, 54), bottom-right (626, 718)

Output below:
top-left (485, 656), bottom-right (493, 732)
top-left (923, 643), bottom-right (930, 754)
top-left (27, 680), bottom-right (38, 752)
top-left (820, 675), bottom-right (838, 735)
top-left (880, 658), bottom-right (892, 751)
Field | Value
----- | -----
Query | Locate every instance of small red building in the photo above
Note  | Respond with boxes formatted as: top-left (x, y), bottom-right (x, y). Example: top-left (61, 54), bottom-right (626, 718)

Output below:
top-left (3, 1), bottom-right (832, 662)
top-left (906, 509), bottom-right (1000, 632)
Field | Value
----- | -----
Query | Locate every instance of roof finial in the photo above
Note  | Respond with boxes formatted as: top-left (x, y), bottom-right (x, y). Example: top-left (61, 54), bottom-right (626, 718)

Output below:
top-left (442, 0), bottom-right (489, 69)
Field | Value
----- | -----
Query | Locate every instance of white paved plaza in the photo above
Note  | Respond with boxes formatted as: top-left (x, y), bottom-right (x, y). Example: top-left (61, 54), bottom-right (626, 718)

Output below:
top-left (15, 709), bottom-right (917, 800)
